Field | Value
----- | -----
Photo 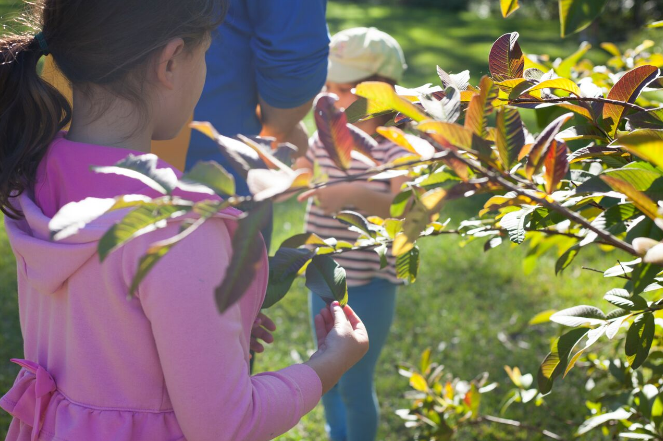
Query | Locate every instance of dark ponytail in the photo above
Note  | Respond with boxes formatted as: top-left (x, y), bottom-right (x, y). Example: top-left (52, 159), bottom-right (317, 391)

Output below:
top-left (0, 0), bottom-right (226, 218)
top-left (0, 34), bottom-right (71, 219)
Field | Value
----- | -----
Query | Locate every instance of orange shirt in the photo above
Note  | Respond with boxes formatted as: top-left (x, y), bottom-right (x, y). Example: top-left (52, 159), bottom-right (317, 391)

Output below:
top-left (41, 56), bottom-right (192, 171)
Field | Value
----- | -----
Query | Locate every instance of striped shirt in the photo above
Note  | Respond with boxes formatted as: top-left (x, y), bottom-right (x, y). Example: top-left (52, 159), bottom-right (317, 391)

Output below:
top-left (304, 132), bottom-right (411, 287)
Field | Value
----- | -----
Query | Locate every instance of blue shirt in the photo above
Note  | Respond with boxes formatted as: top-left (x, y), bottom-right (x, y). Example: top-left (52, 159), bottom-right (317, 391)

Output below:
top-left (186, 0), bottom-right (330, 196)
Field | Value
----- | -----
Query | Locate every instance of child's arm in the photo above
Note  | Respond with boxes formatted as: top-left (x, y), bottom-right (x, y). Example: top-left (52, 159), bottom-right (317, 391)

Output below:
top-left (298, 175), bottom-right (410, 218)
top-left (125, 217), bottom-right (367, 441)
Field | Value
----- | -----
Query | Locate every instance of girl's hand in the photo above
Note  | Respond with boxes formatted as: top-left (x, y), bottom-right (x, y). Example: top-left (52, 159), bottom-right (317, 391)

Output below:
top-left (250, 312), bottom-right (277, 354)
top-left (305, 302), bottom-right (370, 393)
top-left (297, 183), bottom-right (356, 215)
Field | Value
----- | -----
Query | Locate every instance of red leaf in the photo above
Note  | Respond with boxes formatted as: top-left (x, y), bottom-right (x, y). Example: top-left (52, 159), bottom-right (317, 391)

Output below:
top-left (543, 141), bottom-right (569, 194)
top-left (603, 65), bottom-right (660, 136)
top-left (523, 113), bottom-right (574, 179)
top-left (314, 94), bottom-right (354, 170)
top-left (489, 33), bottom-right (524, 82)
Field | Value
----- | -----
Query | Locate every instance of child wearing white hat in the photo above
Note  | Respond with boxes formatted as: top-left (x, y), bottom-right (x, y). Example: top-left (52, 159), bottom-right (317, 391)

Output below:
top-left (296, 27), bottom-right (410, 441)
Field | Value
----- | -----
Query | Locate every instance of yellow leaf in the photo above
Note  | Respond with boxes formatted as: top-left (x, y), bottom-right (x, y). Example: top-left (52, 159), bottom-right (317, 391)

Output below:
top-left (617, 129), bottom-right (663, 171)
top-left (355, 82), bottom-right (428, 123)
top-left (410, 372), bottom-right (428, 392)
top-left (421, 189), bottom-right (447, 212)
top-left (504, 366), bottom-right (522, 387)
top-left (600, 42), bottom-right (621, 58)
top-left (500, 0), bottom-right (519, 17)
top-left (601, 175), bottom-right (659, 220)
top-left (523, 78), bottom-right (582, 97)
top-left (190, 121), bottom-right (220, 140)
top-left (460, 90), bottom-right (478, 102)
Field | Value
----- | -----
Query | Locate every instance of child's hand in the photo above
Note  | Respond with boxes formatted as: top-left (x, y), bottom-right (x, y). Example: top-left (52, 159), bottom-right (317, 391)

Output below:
top-left (297, 183), bottom-right (355, 215)
top-left (250, 312), bottom-right (277, 354)
top-left (305, 302), bottom-right (370, 393)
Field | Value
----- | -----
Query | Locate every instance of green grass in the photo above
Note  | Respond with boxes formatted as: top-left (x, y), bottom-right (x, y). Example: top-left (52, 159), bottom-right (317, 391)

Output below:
top-left (0, 2), bottom-right (636, 440)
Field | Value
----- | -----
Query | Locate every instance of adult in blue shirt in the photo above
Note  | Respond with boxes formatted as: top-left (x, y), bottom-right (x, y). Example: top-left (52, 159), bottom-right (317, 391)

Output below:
top-left (186, 0), bottom-right (330, 248)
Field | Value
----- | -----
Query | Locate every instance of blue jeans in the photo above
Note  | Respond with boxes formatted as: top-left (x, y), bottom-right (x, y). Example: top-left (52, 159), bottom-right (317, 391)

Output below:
top-left (309, 278), bottom-right (397, 441)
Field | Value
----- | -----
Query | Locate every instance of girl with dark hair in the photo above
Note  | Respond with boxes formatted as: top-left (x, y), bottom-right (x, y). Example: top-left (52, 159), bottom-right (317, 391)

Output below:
top-left (0, 2), bottom-right (369, 440)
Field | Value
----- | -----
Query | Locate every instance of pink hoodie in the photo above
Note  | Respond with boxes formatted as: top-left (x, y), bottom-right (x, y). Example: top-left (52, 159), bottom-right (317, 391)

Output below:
top-left (0, 133), bottom-right (322, 441)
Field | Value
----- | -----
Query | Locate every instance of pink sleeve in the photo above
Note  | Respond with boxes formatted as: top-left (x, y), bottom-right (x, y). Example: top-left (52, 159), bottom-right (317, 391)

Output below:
top-left (125, 217), bottom-right (322, 441)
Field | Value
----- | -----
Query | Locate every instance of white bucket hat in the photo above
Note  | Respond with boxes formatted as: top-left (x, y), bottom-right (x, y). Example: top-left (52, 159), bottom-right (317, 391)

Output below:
top-left (328, 27), bottom-right (407, 84)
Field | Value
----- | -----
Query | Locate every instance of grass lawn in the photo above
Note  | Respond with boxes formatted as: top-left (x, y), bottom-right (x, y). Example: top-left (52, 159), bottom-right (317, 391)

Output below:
top-left (0, 2), bottom-right (635, 440)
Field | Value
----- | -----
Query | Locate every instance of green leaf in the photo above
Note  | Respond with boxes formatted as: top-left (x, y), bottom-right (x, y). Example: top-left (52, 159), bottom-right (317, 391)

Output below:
top-left (496, 107), bottom-right (525, 170)
top-left (559, 0), bottom-right (608, 38)
top-left (280, 232), bottom-right (329, 249)
top-left (632, 263), bottom-right (662, 295)
top-left (556, 41), bottom-right (592, 77)
top-left (98, 204), bottom-right (190, 261)
top-left (550, 305), bottom-right (606, 327)
top-left (625, 312), bottom-right (655, 369)
top-left (392, 202), bottom-right (430, 256)
top-left (604, 288), bottom-right (648, 311)
top-left (617, 129), bottom-right (663, 171)
top-left (538, 327), bottom-right (590, 393)
top-left (577, 408), bottom-right (632, 435)
top-left (602, 65), bottom-right (660, 137)
top-left (420, 347), bottom-right (432, 373)
top-left (130, 244), bottom-right (174, 295)
top-left (305, 255), bottom-right (348, 306)
top-left (558, 124), bottom-right (607, 141)
top-left (215, 202), bottom-right (271, 313)
top-left (128, 216), bottom-right (208, 295)
top-left (178, 161), bottom-right (235, 197)
top-left (336, 211), bottom-right (373, 237)
top-left (555, 244), bottom-right (580, 274)
top-left (500, 205), bottom-right (536, 244)
top-left (92, 154), bottom-right (178, 195)
top-left (396, 246), bottom-right (420, 283)
top-left (263, 248), bottom-right (316, 309)
top-left (391, 189), bottom-right (413, 218)
top-left (500, 0), bottom-right (519, 17)
top-left (50, 197), bottom-right (119, 241)
top-left (529, 309), bottom-right (557, 325)
top-left (625, 109), bottom-right (663, 130)
top-left (384, 219), bottom-right (404, 239)
top-left (489, 33), bottom-right (524, 82)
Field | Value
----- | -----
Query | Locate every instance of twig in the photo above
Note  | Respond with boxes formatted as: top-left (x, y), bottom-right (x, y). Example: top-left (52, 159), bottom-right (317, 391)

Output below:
top-left (581, 266), bottom-right (630, 280)
top-left (477, 415), bottom-right (568, 441)
top-left (508, 96), bottom-right (648, 112)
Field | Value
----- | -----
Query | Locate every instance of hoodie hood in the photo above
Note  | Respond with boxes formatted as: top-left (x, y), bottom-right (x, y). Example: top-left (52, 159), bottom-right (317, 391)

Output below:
top-left (6, 132), bottom-right (240, 295)
top-left (5, 193), bottom-right (127, 294)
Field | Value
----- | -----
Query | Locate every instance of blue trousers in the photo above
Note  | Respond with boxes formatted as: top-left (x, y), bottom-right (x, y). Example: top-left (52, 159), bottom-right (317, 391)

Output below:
top-left (309, 278), bottom-right (397, 441)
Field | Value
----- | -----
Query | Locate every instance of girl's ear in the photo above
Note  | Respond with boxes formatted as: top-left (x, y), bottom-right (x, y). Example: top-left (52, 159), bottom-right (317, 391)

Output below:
top-left (155, 38), bottom-right (185, 90)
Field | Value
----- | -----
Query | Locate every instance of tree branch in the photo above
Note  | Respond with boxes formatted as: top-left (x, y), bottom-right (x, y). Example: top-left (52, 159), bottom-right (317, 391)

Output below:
top-left (477, 415), bottom-right (569, 441)
top-left (508, 96), bottom-right (648, 112)
top-left (420, 134), bottom-right (637, 256)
